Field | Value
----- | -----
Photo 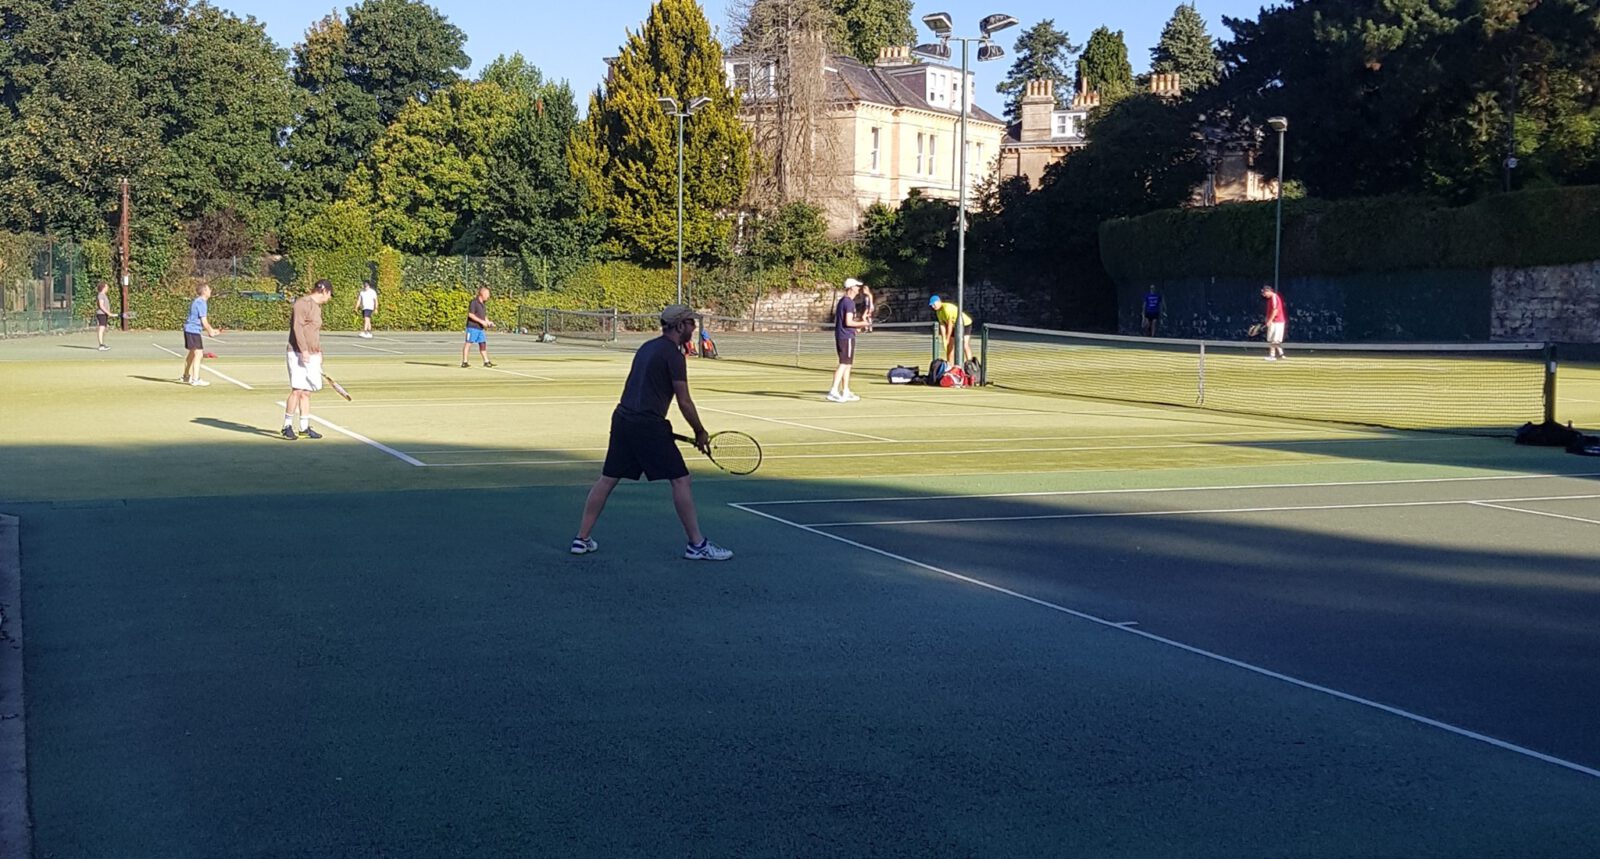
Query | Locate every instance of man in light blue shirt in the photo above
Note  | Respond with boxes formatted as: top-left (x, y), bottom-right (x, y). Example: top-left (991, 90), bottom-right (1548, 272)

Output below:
top-left (180, 282), bottom-right (220, 386)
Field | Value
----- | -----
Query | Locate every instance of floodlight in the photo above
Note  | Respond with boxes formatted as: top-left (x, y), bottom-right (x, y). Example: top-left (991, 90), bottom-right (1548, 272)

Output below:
top-left (977, 42), bottom-right (1005, 62)
top-left (687, 96), bottom-right (713, 114)
top-left (657, 96), bottom-right (679, 113)
top-left (922, 12), bottom-right (953, 35)
top-left (979, 14), bottom-right (1018, 35)
top-left (913, 41), bottom-right (952, 61)
top-left (1266, 116), bottom-right (1289, 132)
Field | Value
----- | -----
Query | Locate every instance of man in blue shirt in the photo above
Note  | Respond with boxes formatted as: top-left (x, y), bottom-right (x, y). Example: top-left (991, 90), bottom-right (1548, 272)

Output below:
top-left (180, 282), bottom-right (221, 386)
top-left (827, 278), bottom-right (868, 402)
top-left (1142, 285), bottom-right (1163, 337)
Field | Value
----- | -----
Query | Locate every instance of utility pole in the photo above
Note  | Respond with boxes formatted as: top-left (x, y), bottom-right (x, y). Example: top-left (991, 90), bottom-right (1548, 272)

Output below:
top-left (117, 178), bottom-right (131, 331)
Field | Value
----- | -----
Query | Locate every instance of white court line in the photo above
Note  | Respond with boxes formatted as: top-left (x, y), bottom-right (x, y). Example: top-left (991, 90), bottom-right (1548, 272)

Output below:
top-left (702, 406), bottom-right (896, 442)
top-left (350, 342), bottom-right (404, 354)
top-left (803, 494), bottom-right (1600, 528)
top-left (730, 501), bottom-right (1600, 781)
top-left (736, 471), bottom-right (1600, 507)
top-left (484, 366), bottom-right (558, 381)
top-left (151, 343), bottom-right (253, 389)
top-left (1471, 501), bottom-right (1600, 527)
top-left (273, 401), bottom-right (426, 466)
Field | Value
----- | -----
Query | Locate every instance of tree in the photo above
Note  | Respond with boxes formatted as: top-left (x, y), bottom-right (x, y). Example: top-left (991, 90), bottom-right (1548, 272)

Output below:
top-left (829, 0), bottom-right (914, 64)
top-left (1151, 4), bottom-right (1220, 93)
top-left (996, 20), bottom-right (1078, 122)
top-left (570, 0), bottom-right (752, 264)
top-left (286, 0), bottom-right (468, 211)
top-left (457, 55), bottom-right (599, 275)
top-left (163, 2), bottom-right (296, 236)
top-left (1077, 27), bottom-right (1134, 105)
top-left (345, 80), bottom-right (518, 253)
top-left (748, 201), bottom-right (830, 270)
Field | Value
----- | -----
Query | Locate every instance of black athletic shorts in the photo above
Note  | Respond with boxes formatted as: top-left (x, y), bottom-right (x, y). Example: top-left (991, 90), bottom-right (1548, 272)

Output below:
top-left (95, 312), bottom-right (109, 327)
top-left (836, 336), bottom-right (855, 366)
top-left (603, 411), bottom-right (688, 481)
top-left (184, 331), bottom-right (203, 350)
top-left (362, 309), bottom-right (373, 318)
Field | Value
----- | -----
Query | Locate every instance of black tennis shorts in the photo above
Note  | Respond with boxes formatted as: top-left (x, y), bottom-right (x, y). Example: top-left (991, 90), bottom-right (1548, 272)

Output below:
top-left (95, 312), bottom-right (109, 326)
top-left (836, 336), bottom-right (855, 366)
top-left (184, 331), bottom-right (203, 350)
top-left (603, 411), bottom-right (688, 481)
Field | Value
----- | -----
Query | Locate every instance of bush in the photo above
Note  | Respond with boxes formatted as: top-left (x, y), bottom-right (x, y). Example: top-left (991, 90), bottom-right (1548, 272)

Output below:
top-left (1101, 184), bottom-right (1600, 281)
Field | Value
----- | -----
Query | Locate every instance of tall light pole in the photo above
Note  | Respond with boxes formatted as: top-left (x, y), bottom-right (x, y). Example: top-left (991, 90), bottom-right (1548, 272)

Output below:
top-left (1266, 116), bottom-right (1288, 296)
top-left (915, 12), bottom-right (1015, 365)
top-left (657, 95), bottom-right (712, 305)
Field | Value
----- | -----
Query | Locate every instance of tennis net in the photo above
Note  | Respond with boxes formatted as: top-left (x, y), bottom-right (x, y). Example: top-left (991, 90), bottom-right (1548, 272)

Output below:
top-left (981, 324), bottom-right (1555, 434)
top-left (526, 307), bottom-right (938, 375)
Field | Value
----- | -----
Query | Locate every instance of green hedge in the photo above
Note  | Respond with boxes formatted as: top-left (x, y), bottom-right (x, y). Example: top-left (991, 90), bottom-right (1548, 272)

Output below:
top-left (123, 281), bottom-right (521, 332)
top-left (1101, 184), bottom-right (1600, 281)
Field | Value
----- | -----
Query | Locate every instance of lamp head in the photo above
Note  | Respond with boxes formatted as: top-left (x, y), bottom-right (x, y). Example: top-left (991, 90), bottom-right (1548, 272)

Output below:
top-left (977, 42), bottom-right (1005, 62)
top-left (922, 12), bottom-right (953, 35)
top-left (1266, 116), bottom-right (1288, 133)
top-left (687, 95), bottom-right (712, 115)
top-left (979, 14), bottom-right (1018, 35)
top-left (657, 96), bottom-right (679, 114)
top-left (913, 41), bottom-right (952, 61)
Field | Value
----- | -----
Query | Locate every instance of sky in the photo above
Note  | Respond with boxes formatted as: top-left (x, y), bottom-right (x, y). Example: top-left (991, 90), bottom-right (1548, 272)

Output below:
top-left (222, 0), bottom-right (1272, 115)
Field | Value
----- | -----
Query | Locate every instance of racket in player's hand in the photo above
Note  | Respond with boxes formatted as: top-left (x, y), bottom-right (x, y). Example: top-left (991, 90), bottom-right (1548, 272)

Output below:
top-left (675, 430), bottom-right (762, 475)
top-left (323, 374), bottom-right (352, 401)
top-left (1247, 323), bottom-right (1264, 338)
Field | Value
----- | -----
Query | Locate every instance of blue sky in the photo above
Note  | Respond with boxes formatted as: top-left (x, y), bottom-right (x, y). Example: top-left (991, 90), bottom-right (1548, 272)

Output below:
top-left (223, 0), bottom-right (1271, 114)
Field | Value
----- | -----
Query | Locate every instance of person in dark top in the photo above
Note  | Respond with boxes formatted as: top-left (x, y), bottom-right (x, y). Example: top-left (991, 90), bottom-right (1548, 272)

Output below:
top-left (570, 304), bottom-right (733, 561)
top-left (460, 285), bottom-right (495, 368)
top-left (1142, 285), bottom-right (1162, 336)
top-left (827, 277), bottom-right (868, 402)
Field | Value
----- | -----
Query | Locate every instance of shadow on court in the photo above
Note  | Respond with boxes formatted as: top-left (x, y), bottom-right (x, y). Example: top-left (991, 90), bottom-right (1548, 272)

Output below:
top-left (190, 417), bottom-right (287, 438)
top-left (4, 440), bottom-right (1600, 857)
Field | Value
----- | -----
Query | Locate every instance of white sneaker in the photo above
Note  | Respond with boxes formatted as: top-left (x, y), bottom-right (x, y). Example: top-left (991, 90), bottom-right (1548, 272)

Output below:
top-left (684, 539), bottom-right (733, 561)
top-left (570, 536), bottom-right (598, 555)
top-left (97, 344), bottom-right (109, 351)
top-left (361, 332), bottom-right (373, 338)
top-left (190, 378), bottom-right (211, 386)
top-left (825, 391), bottom-right (846, 403)
top-left (1264, 356), bottom-right (1277, 362)
top-left (843, 391), bottom-right (860, 401)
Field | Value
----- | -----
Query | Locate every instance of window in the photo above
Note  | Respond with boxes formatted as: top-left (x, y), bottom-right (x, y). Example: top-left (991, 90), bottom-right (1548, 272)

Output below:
top-left (870, 127), bottom-right (880, 172)
top-left (1053, 112), bottom-right (1071, 137)
top-left (973, 142), bottom-right (983, 174)
top-left (916, 133), bottom-right (925, 175)
top-left (927, 134), bottom-right (937, 176)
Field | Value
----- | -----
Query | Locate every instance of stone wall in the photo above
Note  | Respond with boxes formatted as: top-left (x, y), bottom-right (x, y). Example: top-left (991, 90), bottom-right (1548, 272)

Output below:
top-left (746, 281), bottom-right (1061, 329)
top-left (1492, 260), bottom-right (1600, 343)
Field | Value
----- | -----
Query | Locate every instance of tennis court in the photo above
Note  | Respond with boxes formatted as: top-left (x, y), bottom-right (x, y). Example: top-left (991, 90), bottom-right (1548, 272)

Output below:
top-left (2, 325), bottom-right (1598, 856)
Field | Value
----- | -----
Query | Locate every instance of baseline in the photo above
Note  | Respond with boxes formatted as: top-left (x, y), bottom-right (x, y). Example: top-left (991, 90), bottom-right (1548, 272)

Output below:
top-left (729, 501), bottom-right (1600, 781)
top-left (272, 400), bottom-right (426, 467)
top-left (151, 343), bottom-right (254, 390)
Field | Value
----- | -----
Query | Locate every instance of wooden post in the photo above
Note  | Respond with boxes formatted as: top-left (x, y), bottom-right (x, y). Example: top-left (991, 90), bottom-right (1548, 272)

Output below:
top-left (117, 178), bottom-right (131, 331)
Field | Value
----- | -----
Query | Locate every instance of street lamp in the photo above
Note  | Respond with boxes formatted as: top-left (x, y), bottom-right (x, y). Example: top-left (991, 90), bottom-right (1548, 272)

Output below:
top-left (1266, 115), bottom-right (1288, 296)
top-left (657, 94), bottom-right (712, 305)
top-left (914, 11), bottom-right (1015, 367)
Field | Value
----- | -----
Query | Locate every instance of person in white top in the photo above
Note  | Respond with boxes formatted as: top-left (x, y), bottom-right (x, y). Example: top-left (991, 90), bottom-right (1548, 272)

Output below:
top-left (355, 280), bottom-right (378, 338)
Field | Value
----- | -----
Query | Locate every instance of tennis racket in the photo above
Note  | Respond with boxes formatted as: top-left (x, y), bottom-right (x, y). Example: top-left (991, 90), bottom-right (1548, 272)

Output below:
top-left (323, 374), bottom-right (352, 401)
top-left (674, 431), bottom-right (762, 475)
top-left (1247, 323), bottom-right (1264, 338)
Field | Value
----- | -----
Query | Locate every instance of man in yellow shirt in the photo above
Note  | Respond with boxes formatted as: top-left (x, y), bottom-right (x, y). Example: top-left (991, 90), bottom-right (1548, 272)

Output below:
top-left (929, 295), bottom-right (972, 365)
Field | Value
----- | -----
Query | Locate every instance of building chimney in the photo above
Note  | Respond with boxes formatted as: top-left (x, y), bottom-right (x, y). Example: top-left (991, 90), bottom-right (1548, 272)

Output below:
top-left (1071, 88), bottom-right (1100, 111)
top-left (1149, 72), bottom-right (1182, 98)
top-left (1019, 78), bottom-right (1055, 142)
top-left (876, 45), bottom-right (912, 66)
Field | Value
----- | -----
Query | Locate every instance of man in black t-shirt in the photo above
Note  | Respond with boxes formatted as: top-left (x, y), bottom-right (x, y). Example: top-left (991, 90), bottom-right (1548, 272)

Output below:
top-left (827, 278), bottom-right (868, 402)
top-left (570, 304), bottom-right (733, 561)
top-left (460, 286), bottom-right (495, 368)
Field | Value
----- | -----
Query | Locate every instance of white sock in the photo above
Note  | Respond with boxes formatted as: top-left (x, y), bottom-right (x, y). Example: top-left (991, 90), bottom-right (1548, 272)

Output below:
top-left (283, 414), bottom-right (294, 428)
top-left (299, 418), bottom-right (310, 431)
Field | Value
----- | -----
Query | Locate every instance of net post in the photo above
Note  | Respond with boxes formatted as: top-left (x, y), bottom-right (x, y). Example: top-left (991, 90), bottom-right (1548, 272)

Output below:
top-left (979, 325), bottom-right (989, 385)
top-left (1543, 343), bottom-right (1558, 424)
top-left (1197, 342), bottom-right (1206, 405)
top-left (929, 321), bottom-right (938, 365)
top-left (610, 307), bottom-right (618, 345)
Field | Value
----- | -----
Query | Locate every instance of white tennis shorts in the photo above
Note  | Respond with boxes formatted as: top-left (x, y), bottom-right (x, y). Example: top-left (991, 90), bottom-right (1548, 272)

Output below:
top-left (287, 350), bottom-right (324, 392)
top-left (1266, 322), bottom-right (1286, 345)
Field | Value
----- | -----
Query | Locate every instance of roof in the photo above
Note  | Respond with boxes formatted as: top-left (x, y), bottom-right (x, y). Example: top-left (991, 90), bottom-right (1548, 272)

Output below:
top-left (730, 51), bottom-right (1004, 125)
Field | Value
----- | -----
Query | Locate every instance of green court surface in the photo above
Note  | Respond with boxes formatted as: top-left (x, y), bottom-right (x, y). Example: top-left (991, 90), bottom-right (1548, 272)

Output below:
top-left (2, 328), bottom-right (1599, 856)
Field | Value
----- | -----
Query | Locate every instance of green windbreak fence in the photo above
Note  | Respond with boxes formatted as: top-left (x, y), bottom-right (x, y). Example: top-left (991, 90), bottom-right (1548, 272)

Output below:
top-left (981, 323), bottom-right (1554, 435)
top-left (1, 240), bottom-right (86, 338)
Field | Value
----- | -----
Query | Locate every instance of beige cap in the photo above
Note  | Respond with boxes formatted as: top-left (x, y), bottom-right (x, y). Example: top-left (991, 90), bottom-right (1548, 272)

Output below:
top-left (660, 304), bottom-right (697, 324)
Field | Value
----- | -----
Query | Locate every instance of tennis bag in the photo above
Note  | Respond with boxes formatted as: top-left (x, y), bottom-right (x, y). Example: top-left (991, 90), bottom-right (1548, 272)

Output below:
top-left (939, 366), bottom-right (970, 387)
top-left (699, 329), bottom-right (718, 359)
top-left (887, 365), bottom-right (918, 384)
top-left (927, 359), bottom-right (950, 386)
top-left (962, 358), bottom-right (981, 384)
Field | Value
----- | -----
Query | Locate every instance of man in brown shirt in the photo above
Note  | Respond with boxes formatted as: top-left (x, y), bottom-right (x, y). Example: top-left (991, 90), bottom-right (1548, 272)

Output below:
top-left (282, 280), bottom-right (332, 440)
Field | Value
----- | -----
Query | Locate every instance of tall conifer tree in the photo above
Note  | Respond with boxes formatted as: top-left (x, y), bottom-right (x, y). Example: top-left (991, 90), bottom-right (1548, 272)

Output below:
top-left (1151, 4), bottom-right (1220, 92)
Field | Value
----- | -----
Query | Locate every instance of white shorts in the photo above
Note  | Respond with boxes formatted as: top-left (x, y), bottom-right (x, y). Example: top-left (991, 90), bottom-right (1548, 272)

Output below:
top-left (1266, 322), bottom-right (1286, 345)
top-left (287, 351), bottom-right (324, 392)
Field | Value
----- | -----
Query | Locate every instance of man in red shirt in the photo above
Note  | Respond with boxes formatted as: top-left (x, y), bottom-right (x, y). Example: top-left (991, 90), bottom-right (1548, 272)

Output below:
top-left (1260, 285), bottom-right (1287, 361)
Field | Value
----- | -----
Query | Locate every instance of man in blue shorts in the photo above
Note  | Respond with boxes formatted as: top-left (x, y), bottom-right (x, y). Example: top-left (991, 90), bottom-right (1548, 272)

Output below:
top-left (570, 304), bottom-right (733, 561)
top-left (460, 285), bottom-right (495, 368)
top-left (827, 277), bottom-right (867, 402)
top-left (179, 282), bottom-right (221, 386)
